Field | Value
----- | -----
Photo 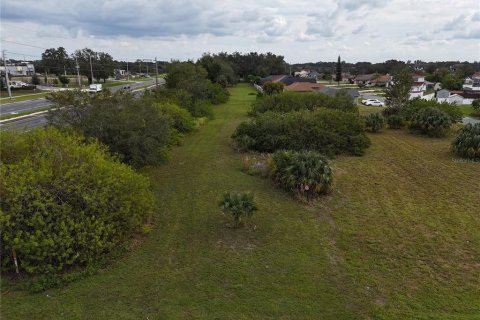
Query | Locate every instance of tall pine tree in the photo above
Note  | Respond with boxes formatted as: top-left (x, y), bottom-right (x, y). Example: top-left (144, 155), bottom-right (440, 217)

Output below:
top-left (335, 55), bottom-right (342, 84)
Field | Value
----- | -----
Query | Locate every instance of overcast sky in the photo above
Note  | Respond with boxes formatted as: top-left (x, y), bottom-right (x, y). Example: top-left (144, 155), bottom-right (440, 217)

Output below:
top-left (1, 0), bottom-right (479, 63)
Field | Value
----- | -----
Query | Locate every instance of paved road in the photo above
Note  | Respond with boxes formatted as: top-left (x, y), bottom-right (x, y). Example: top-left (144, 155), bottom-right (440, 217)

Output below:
top-left (0, 79), bottom-right (160, 116)
top-left (462, 117), bottom-right (480, 125)
top-left (0, 79), bottom-right (163, 131)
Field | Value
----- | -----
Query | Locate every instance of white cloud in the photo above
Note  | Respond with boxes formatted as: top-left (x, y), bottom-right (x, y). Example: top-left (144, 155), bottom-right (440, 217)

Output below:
top-left (0, 0), bottom-right (478, 63)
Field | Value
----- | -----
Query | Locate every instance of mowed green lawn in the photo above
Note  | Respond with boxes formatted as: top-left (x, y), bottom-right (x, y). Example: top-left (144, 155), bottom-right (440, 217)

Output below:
top-left (2, 84), bottom-right (479, 319)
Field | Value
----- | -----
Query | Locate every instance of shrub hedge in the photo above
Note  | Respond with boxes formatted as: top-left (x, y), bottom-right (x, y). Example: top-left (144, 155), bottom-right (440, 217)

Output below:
top-left (0, 128), bottom-right (155, 274)
top-left (249, 91), bottom-right (357, 115)
top-left (232, 108), bottom-right (370, 156)
top-left (409, 107), bottom-right (452, 137)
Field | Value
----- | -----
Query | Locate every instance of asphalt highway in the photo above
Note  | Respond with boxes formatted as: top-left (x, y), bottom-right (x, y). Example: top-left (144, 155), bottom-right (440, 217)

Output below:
top-left (0, 79), bottom-right (163, 131)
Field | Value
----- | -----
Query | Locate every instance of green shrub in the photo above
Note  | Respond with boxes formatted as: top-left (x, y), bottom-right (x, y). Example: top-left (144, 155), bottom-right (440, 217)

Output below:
top-left (233, 108), bottom-right (370, 156)
top-left (156, 102), bottom-right (194, 133)
top-left (382, 106), bottom-right (399, 117)
top-left (0, 128), bottom-right (155, 274)
top-left (451, 123), bottom-right (480, 160)
top-left (249, 91), bottom-right (356, 115)
top-left (219, 192), bottom-right (257, 227)
top-left (207, 82), bottom-right (230, 104)
top-left (409, 107), bottom-right (452, 137)
top-left (403, 98), bottom-right (462, 122)
top-left (271, 150), bottom-right (332, 199)
top-left (364, 113), bottom-right (385, 133)
top-left (387, 114), bottom-right (406, 129)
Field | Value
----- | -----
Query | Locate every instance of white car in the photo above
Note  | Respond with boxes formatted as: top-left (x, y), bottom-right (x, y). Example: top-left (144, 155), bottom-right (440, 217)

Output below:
top-left (362, 99), bottom-right (385, 107)
top-left (9, 81), bottom-right (28, 88)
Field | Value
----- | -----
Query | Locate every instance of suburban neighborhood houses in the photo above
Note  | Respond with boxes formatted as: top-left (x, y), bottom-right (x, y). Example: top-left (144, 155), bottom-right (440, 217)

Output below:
top-left (255, 67), bottom-right (478, 107)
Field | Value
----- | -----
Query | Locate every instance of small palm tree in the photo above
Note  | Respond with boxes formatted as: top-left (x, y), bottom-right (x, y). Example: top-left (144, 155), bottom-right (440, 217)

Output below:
top-left (219, 192), bottom-right (258, 227)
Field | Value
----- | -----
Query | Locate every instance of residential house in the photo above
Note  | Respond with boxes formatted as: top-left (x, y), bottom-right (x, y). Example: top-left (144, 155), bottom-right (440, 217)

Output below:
top-left (463, 72), bottom-right (480, 92)
top-left (410, 74), bottom-right (427, 99)
top-left (354, 74), bottom-right (374, 85)
top-left (370, 74), bottom-right (392, 87)
top-left (435, 89), bottom-right (465, 105)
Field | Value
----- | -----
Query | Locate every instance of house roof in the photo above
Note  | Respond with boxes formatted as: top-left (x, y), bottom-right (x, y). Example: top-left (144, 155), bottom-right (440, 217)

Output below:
top-left (371, 75), bottom-right (392, 83)
top-left (355, 74), bottom-right (373, 81)
top-left (259, 75), bottom-right (287, 84)
top-left (281, 76), bottom-right (317, 86)
top-left (284, 82), bottom-right (325, 92)
top-left (436, 89), bottom-right (450, 99)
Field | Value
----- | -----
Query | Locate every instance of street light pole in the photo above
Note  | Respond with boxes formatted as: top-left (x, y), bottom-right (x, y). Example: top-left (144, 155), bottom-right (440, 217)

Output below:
top-left (89, 55), bottom-right (94, 84)
top-left (75, 57), bottom-right (81, 87)
top-left (2, 50), bottom-right (12, 99)
top-left (155, 57), bottom-right (159, 87)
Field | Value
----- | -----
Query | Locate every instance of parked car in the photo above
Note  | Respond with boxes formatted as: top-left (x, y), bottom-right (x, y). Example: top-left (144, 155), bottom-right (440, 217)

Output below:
top-left (89, 84), bottom-right (103, 93)
top-left (9, 81), bottom-right (28, 88)
top-left (362, 98), bottom-right (385, 107)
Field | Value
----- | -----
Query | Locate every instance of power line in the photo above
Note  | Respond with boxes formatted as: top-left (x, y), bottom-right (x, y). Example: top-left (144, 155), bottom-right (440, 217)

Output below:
top-left (1, 40), bottom-right (49, 50)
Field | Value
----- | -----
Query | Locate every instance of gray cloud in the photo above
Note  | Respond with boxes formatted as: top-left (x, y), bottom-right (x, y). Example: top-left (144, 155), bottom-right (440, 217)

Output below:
top-left (1, 0), bottom-right (478, 62)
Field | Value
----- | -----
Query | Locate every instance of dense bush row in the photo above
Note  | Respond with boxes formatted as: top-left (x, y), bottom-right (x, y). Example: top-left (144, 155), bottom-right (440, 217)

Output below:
top-left (271, 150), bottom-right (332, 199)
top-left (451, 123), bottom-right (480, 160)
top-left (249, 91), bottom-right (356, 115)
top-left (0, 128), bottom-right (154, 274)
top-left (47, 91), bottom-right (196, 167)
top-left (233, 108), bottom-right (370, 156)
top-left (402, 98), bottom-right (462, 123)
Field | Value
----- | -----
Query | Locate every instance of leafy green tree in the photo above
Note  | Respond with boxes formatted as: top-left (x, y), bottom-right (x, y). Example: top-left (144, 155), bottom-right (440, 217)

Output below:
top-left (47, 90), bottom-right (174, 167)
top-left (263, 81), bottom-right (284, 95)
top-left (31, 74), bottom-right (41, 85)
top-left (441, 74), bottom-right (463, 90)
top-left (219, 192), bottom-right (257, 227)
top-left (58, 75), bottom-right (70, 87)
top-left (335, 55), bottom-right (342, 84)
top-left (0, 128), bottom-right (154, 274)
top-left (40, 47), bottom-right (71, 75)
top-left (385, 67), bottom-right (413, 110)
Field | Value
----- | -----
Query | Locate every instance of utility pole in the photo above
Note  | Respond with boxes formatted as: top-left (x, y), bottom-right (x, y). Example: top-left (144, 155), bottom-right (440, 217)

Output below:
top-left (89, 55), bottom-right (94, 84)
top-left (75, 57), bottom-right (81, 87)
top-left (126, 61), bottom-right (129, 81)
top-left (155, 57), bottom-right (159, 86)
top-left (2, 50), bottom-right (12, 99)
top-left (146, 62), bottom-right (149, 77)
top-left (64, 65), bottom-right (67, 76)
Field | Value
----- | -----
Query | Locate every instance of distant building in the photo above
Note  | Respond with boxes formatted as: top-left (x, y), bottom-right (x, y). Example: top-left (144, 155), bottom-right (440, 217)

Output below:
top-left (463, 72), bottom-right (480, 92)
top-left (0, 62), bottom-right (35, 76)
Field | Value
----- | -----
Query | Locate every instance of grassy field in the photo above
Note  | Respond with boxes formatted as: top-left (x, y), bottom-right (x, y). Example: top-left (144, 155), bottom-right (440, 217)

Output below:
top-left (459, 105), bottom-right (479, 118)
top-left (2, 84), bottom-right (479, 319)
top-left (0, 91), bottom-right (50, 103)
